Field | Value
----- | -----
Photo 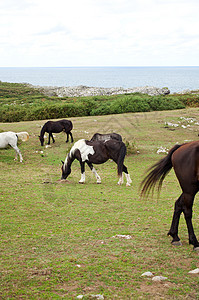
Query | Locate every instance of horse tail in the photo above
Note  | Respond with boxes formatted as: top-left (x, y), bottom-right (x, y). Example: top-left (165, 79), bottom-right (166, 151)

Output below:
top-left (140, 144), bottom-right (183, 197)
top-left (16, 132), bottom-right (29, 142)
top-left (117, 142), bottom-right (127, 176)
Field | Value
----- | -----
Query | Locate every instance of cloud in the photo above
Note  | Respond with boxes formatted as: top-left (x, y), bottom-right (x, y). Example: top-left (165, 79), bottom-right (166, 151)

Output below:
top-left (0, 0), bottom-right (199, 66)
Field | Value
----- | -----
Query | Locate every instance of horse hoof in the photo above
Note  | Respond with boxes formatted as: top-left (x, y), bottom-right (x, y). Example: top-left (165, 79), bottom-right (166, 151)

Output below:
top-left (126, 183), bottom-right (131, 187)
top-left (79, 181), bottom-right (85, 184)
top-left (193, 246), bottom-right (199, 252)
top-left (172, 240), bottom-right (182, 246)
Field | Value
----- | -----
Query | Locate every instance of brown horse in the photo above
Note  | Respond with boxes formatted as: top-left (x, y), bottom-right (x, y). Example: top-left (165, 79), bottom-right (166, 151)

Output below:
top-left (61, 139), bottom-right (132, 186)
top-left (39, 119), bottom-right (73, 146)
top-left (141, 141), bottom-right (199, 251)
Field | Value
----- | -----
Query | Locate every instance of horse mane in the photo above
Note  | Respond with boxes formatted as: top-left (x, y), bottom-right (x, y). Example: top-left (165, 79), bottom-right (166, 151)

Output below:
top-left (40, 123), bottom-right (47, 137)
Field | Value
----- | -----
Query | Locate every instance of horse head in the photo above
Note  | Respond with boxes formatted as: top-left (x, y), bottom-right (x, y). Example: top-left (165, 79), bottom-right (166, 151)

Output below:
top-left (61, 158), bottom-right (71, 180)
top-left (39, 135), bottom-right (44, 146)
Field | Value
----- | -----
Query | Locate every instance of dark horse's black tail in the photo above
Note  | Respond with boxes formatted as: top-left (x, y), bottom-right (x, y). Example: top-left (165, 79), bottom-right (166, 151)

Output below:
top-left (117, 142), bottom-right (127, 176)
top-left (140, 144), bottom-right (183, 197)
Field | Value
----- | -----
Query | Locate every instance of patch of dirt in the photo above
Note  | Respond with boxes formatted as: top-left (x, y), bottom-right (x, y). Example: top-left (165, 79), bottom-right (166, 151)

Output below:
top-left (138, 281), bottom-right (178, 299)
top-left (56, 179), bottom-right (71, 184)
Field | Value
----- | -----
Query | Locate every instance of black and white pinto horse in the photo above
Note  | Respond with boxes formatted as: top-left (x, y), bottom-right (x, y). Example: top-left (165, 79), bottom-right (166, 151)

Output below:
top-left (39, 119), bottom-right (73, 146)
top-left (0, 131), bottom-right (29, 162)
top-left (90, 132), bottom-right (122, 142)
top-left (61, 139), bottom-right (132, 186)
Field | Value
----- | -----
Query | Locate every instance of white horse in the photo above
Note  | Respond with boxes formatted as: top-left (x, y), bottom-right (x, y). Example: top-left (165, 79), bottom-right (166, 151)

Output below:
top-left (0, 131), bottom-right (29, 162)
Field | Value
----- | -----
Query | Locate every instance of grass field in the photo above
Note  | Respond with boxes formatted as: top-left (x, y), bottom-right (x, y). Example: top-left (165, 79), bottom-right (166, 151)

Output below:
top-left (0, 108), bottom-right (199, 299)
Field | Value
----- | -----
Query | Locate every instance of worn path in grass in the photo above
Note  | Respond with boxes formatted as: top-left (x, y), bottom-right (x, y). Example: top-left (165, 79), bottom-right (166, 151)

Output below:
top-left (0, 108), bottom-right (199, 299)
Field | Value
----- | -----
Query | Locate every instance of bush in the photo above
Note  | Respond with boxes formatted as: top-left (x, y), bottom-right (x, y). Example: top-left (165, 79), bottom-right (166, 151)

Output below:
top-left (25, 103), bottom-right (86, 120)
top-left (148, 96), bottom-right (185, 111)
top-left (0, 106), bottom-right (27, 122)
top-left (0, 81), bottom-right (194, 122)
top-left (111, 96), bottom-right (151, 113)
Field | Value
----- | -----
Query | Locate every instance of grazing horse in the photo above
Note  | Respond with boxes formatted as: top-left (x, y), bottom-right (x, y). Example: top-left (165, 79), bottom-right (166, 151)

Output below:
top-left (90, 132), bottom-right (122, 142)
top-left (141, 141), bottom-right (199, 251)
top-left (0, 131), bottom-right (29, 162)
top-left (61, 139), bottom-right (132, 186)
top-left (39, 119), bottom-right (73, 146)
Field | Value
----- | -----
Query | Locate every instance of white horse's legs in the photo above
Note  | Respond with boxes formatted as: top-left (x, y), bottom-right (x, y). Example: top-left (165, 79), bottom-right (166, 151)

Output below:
top-left (91, 167), bottom-right (101, 184)
top-left (13, 146), bottom-right (23, 162)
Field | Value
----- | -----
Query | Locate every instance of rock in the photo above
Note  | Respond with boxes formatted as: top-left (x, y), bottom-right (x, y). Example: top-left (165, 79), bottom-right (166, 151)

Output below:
top-left (91, 295), bottom-right (104, 299)
top-left (27, 84), bottom-right (171, 97)
top-left (152, 276), bottom-right (168, 282)
top-left (141, 271), bottom-right (153, 277)
top-left (188, 268), bottom-right (199, 274)
top-left (112, 234), bottom-right (132, 239)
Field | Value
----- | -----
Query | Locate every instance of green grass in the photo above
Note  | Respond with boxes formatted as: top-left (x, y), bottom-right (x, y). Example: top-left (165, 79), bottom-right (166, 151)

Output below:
top-left (0, 108), bottom-right (199, 299)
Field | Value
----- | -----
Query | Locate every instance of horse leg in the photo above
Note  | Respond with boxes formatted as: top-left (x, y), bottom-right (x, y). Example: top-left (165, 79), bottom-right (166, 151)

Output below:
top-left (168, 194), bottom-right (183, 245)
top-left (123, 165), bottom-right (132, 187)
top-left (111, 160), bottom-right (123, 185)
top-left (69, 132), bottom-right (74, 143)
top-left (13, 145), bottom-right (23, 162)
top-left (51, 133), bottom-right (55, 143)
top-left (116, 164), bottom-right (132, 186)
top-left (79, 162), bottom-right (86, 184)
top-left (65, 131), bottom-right (73, 143)
top-left (117, 174), bottom-right (123, 185)
top-left (66, 133), bottom-right (69, 143)
top-left (87, 162), bottom-right (101, 184)
top-left (48, 132), bottom-right (54, 144)
top-left (48, 133), bottom-right (51, 144)
top-left (182, 193), bottom-right (199, 250)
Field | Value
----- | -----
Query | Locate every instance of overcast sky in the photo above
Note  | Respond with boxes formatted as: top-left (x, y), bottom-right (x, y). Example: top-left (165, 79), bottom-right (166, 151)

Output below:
top-left (1, 0), bottom-right (199, 67)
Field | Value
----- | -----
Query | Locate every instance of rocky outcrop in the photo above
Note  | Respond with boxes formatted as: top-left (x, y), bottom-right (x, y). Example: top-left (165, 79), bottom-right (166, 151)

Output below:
top-left (175, 89), bottom-right (199, 94)
top-left (29, 84), bottom-right (170, 97)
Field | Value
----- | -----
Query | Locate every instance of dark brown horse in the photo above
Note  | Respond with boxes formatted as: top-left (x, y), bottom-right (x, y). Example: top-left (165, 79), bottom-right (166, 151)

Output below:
top-left (141, 141), bottom-right (199, 251)
top-left (90, 132), bottom-right (122, 142)
top-left (61, 139), bottom-right (132, 186)
top-left (39, 119), bottom-right (73, 146)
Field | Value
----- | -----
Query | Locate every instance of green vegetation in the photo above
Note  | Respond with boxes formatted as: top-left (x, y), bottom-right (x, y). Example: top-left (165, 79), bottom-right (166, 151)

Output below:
top-left (2, 81), bottom-right (199, 122)
top-left (0, 108), bottom-right (199, 299)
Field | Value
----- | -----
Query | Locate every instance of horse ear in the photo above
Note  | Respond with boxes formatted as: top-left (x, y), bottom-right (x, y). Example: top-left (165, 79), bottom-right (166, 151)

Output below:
top-left (61, 160), bottom-right (64, 164)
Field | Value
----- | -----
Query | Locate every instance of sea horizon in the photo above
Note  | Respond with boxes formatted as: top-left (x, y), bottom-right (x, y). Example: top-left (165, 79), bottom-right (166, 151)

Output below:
top-left (0, 66), bottom-right (199, 93)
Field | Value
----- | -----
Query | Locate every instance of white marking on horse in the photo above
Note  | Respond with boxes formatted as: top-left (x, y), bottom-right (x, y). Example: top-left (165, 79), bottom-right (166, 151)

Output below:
top-left (125, 173), bottom-right (132, 186)
top-left (91, 167), bottom-right (101, 184)
top-left (63, 154), bottom-right (69, 172)
top-left (117, 173), bottom-right (132, 186)
top-left (79, 172), bottom-right (85, 183)
top-left (70, 139), bottom-right (94, 161)
top-left (117, 175), bottom-right (123, 185)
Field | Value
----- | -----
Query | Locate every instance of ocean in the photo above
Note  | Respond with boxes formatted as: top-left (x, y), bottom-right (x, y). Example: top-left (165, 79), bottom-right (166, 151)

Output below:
top-left (0, 66), bottom-right (199, 93)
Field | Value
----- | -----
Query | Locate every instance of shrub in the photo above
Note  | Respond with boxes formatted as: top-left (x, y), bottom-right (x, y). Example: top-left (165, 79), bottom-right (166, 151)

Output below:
top-left (148, 96), bottom-right (185, 111)
top-left (111, 96), bottom-right (151, 113)
top-left (0, 81), bottom-right (195, 122)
